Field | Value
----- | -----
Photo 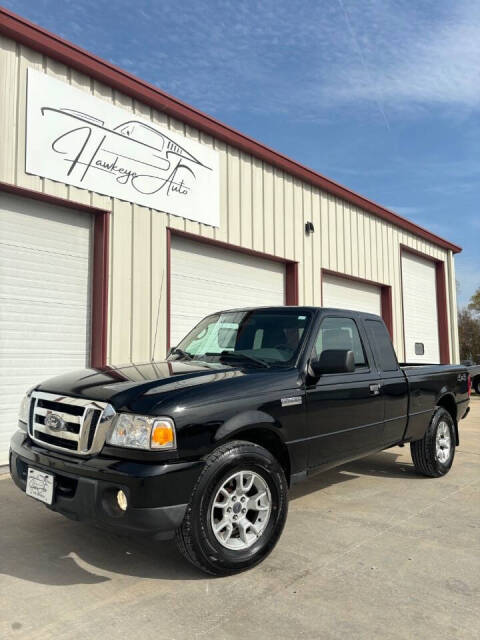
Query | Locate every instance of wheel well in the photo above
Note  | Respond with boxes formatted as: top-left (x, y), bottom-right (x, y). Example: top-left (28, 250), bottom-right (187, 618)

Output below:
top-left (437, 394), bottom-right (459, 445)
top-left (230, 428), bottom-right (291, 485)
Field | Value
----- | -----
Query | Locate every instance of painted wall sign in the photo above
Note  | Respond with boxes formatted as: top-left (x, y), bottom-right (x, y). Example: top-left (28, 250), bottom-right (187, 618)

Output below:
top-left (26, 69), bottom-right (220, 226)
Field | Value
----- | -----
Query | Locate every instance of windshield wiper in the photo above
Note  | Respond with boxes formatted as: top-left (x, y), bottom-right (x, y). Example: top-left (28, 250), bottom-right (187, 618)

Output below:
top-left (219, 351), bottom-right (270, 368)
top-left (169, 347), bottom-right (193, 360)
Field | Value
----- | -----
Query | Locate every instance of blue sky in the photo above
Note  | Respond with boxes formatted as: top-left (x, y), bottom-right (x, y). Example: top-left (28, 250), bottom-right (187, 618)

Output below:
top-left (5, 0), bottom-right (479, 306)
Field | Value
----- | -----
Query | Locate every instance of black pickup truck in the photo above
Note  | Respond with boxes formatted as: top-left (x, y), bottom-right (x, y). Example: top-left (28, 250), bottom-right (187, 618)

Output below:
top-left (10, 307), bottom-right (471, 575)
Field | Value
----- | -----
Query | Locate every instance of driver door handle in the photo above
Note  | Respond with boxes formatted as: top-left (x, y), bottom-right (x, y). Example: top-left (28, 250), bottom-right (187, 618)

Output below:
top-left (369, 383), bottom-right (381, 396)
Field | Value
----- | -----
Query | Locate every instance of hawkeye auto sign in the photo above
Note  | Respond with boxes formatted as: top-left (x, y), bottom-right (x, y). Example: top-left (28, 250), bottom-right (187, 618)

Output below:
top-left (26, 69), bottom-right (220, 226)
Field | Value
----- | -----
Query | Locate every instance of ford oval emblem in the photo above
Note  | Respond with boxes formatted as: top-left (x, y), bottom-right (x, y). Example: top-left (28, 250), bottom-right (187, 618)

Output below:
top-left (45, 412), bottom-right (65, 431)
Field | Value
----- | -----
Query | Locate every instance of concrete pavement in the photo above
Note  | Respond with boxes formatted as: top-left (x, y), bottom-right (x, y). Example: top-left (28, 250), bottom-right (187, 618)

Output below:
top-left (1, 397), bottom-right (479, 640)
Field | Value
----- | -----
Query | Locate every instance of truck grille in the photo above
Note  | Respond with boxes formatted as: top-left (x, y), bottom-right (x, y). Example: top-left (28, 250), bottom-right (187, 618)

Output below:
top-left (29, 391), bottom-right (116, 456)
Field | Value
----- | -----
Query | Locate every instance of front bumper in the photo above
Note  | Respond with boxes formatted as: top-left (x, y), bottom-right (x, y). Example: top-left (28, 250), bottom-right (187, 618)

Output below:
top-left (9, 431), bottom-right (204, 539)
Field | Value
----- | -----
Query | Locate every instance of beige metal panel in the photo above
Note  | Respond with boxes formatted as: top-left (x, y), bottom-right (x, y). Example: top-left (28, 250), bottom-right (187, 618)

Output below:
top-left (444, 261), bottom-right (453, 361)
top-left (356, 209), bottom-right (366, 280)
top-left (349, 205), bottom-right (359, 275)
top-left (327, 195), bottom-right (337, 272)
top-left (447, 250), bottom-right (460, 363)
top-left (380, 223), bottom-right (388, 283)
top-left (374, 219), bottom-right (383, 282)
top-left (43, 58), bottom-right (69, 200)
top-left (390, 225), bottom-right (404, 358)
top-left (335, 197), bottom-right (343, 273)
top-left (293, 180), bottom-right (303, 300)
top-left (240, 152), bottom-right (253, 248)
top-left (263, 164), bottom-right (275, 256)
top-left (311, 189), bottom-right (322, 306)
top-left (108, 199), bottom-right (133, 363)
top-left (251, 157), bottom-right (264, 252)
top-left (364, 214), bottom-right (373, 281)
top-left (150, 210), bottom-right (168, 361)
top-left (302, 186), bottom-right (314, 305)
top-left (343, 201), bottom-right (352, 275)
top-left (214, 138), bottom-right (228, 243)
top-left (319, 192), bottom-right (329, 271)
top-left (0, 36), bottom-right (17, 184)
top-left (198, 130), bottom-right (216, 239)
top-left (131, 204), bottom-right (152, 362)
top-left (227, 146), bottom-right (241, 246)
top-left (283, 175), bottom-right (295, 261)
top-left (16, 44), bottom-right (43, 192)
top-left (273, 168), bottom-right (284, 256)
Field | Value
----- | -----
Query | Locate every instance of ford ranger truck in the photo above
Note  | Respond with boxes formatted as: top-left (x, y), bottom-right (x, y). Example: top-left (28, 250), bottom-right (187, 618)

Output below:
top-left (10, 307), bottom-right (471, 575)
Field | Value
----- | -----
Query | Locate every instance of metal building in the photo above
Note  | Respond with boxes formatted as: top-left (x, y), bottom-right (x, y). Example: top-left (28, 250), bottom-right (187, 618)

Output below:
top-left (0, 8), bottom-right (461, 464)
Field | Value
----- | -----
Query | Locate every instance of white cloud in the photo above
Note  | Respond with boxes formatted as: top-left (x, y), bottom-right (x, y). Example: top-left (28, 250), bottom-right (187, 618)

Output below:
top-left (128, 0), bottom-right (480, 120)
top-left (319, 0), bottom-right (480, 113)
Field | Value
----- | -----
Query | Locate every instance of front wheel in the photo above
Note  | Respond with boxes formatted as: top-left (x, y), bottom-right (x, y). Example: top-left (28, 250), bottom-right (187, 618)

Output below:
top-left (410, 406), bottom-right (456, 477)
top-left (175, 441), bottom-right (288, 576)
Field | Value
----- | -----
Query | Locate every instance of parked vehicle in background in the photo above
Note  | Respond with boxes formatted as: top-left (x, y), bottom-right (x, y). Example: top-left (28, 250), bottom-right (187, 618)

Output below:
top-left (10, 307), bottom-right (471, 575)
top-left (462, 362), bottom-right (480, 394)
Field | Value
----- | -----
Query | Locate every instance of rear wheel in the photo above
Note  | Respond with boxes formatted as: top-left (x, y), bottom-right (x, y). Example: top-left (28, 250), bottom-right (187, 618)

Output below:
top-left (175, 440), bottom-right (288, 576)
top-left (410, 407), bottom-right (455, 477)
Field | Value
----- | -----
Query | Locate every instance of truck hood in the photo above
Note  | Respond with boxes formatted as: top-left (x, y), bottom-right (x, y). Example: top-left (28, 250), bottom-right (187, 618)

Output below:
top-left (36, 360), bottom-right (297, 412)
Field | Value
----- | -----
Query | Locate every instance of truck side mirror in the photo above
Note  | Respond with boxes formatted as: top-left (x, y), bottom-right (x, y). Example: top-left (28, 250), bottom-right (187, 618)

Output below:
top-left (311, 349), bottom-right (355, 376)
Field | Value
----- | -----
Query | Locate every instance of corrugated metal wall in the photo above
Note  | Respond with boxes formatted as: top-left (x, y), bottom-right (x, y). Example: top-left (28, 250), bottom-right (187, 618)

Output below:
top-left (0, 35), bottom-right (460, 364)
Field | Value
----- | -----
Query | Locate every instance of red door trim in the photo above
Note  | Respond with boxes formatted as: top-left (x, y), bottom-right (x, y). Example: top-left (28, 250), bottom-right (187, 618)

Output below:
top-left (320, 268), bottom-right (394, 337)
top-left (400, 245), bottom-right (450, 364)
top-left (0, 182), bottom-right (110, 367)
top-left (166, 228), bottom-right (299, 350)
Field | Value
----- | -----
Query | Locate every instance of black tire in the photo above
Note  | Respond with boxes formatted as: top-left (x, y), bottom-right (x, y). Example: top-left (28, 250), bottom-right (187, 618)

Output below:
top-left (410, 407), bottom-right (456, 477)
top-left (175, 440), bottom-right (288, 576)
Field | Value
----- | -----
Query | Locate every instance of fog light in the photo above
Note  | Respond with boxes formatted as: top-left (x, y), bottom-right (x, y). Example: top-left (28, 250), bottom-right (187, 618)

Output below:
top-left (117, 490), bottom-right (128, 511)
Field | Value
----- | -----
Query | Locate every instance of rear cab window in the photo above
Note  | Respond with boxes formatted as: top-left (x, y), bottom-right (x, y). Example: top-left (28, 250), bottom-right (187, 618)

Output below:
top-left (364, 319), bottom-right (399, 372)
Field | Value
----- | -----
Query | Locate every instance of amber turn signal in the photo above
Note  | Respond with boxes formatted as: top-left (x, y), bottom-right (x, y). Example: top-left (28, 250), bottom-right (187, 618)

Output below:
top-left (151, 419), bottom-right (176, 449)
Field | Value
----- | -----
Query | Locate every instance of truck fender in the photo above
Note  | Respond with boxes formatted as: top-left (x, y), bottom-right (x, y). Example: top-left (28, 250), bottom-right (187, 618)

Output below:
top-left (212, 410), bottom-right (291, 482)
top-left (213, 409), bottom-right (282, 443)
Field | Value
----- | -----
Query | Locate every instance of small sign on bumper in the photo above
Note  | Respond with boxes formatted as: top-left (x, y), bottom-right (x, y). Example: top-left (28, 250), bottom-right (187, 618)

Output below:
top-left (26, 467), bottom-right (54, 505)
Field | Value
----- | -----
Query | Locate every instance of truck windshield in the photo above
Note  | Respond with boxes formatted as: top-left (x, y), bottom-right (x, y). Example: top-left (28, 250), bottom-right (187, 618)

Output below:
top-left (172, 309), bottom-right (313, 367)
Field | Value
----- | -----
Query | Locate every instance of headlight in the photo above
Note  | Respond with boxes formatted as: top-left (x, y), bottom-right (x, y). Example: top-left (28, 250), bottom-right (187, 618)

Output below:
top-left (18, 391), bottom-right (34, 426)
top-left (106, 414), bottom-right (176, 450)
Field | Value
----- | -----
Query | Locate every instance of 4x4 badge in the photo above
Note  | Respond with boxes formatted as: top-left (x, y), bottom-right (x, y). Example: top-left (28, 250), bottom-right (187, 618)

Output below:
top-left (281, 396), bottom-right (302, 407)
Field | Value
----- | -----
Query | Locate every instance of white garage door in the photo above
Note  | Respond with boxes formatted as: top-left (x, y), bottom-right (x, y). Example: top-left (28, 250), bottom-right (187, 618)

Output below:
top-left (402, 253), bottom-right (440, 363)
top-left (170, 236), bottom-right (285, 346)
top-left (322, 273), bottom-right (382, 316)
top-left (0, 193), bottom-right (92, 464)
